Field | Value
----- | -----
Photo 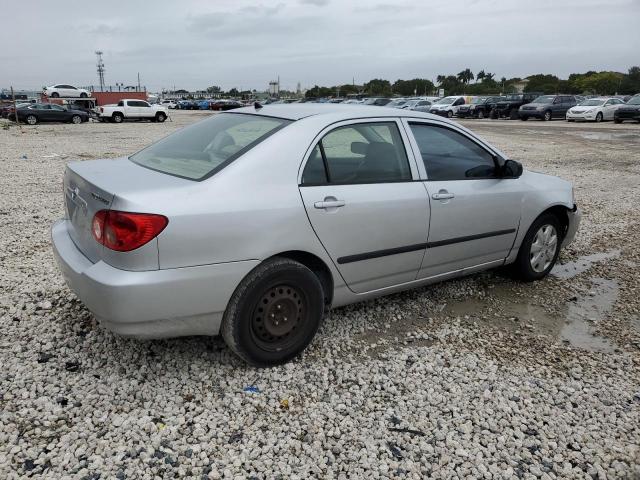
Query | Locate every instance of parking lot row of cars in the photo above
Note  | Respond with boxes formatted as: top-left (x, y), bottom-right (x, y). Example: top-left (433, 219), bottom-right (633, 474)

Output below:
top-left (343, 93), bottom-right (640, 123)
top-left (160, 99), bottom-right (244, 111)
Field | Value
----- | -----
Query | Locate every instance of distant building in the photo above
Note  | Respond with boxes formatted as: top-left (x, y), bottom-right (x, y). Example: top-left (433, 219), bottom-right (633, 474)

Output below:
top-left (514, 78), bottom-right (529, 93)
top-left (268, 80), bottom-right (280, 97)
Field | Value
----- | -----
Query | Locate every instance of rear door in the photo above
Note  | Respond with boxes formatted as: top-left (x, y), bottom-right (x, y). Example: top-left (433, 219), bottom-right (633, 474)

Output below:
top-left (299, 119), bottom-right (430, 293)
top-left (403, 119), bottom-right (522, 278)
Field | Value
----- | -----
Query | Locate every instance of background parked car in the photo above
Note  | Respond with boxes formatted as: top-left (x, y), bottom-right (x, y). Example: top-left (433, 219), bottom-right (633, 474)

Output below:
top-left (9, 103), bottom-right (89, 124)
top-left (211, 100), bottom-right (244, 111)
top-left (363, 97), bottom-right (392, 106)
top-left (404, 99), bottom-right (433, 112)
top-left (429, 96), bottom-right (466, 118)
top-left (198, 99), bottom-right (214, 110)
top-left (1, 102), bottom-right (31, 118)
top-left (44, 84), bottom-right (90, 98)
top-left (457, 96), bottom-right (505, 119)
top-left (177, 100), bottom-right (200, 110)
top-left (386, 98), bottom-right (408, 108)
top-left (614, 94), bottom-right (640, 123)
top-left (519, 95), bottom-right (578, 121)
top-left (161, 100), bottom-right (178, 109)
top-left (491, 93), bottom-right (542, 119)
top-left (566, 97), bottom-right (625, 122)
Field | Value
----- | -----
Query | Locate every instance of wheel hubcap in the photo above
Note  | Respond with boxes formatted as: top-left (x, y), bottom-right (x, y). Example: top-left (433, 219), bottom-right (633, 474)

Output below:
top-left (252, 285), bottom-right (305, 347)
top-left (27, 116), bottom-right (36, 125)
top-left (530, 224), bottom-right (558, 273)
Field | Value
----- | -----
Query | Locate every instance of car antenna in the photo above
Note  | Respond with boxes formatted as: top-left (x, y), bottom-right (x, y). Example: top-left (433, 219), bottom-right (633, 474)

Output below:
top-left (254, 101), bottom-right (263, 109)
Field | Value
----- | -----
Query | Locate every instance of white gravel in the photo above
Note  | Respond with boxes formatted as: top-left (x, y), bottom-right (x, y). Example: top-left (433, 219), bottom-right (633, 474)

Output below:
top-left (0, 113), bottom-right (639, 479)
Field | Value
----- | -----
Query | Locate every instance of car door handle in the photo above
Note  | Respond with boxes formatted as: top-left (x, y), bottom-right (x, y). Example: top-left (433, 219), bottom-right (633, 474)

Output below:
top-left (314, 199), bottom-right (345, 209)
top-left (432, 192), bottom-right (455, 200)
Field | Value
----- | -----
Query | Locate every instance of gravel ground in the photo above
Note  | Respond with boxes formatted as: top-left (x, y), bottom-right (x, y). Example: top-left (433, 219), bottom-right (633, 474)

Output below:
top-left (0, 112), bottom-right (639, 479)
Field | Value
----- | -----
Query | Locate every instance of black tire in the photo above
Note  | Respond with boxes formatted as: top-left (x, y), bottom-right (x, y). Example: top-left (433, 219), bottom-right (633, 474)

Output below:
top-left (512, 213), bottom-right (562, 282)
top-left (80, 92), bottom-right (88, 98)
top-left (51, 92), bottom-right (59, 98)
top-left (489, 109), bottom-right (498, 119)
top-left (221, 257), bottom-right (325, 366)
top-left (447, 110), bottom-right (454, 118)
top-left (155, 112), bottom-right (167, 123)
top-left (509, 109), bottom-right (519, 120)
top-left (595, 112), bottom-right (603, 123)
top-left (520, 116), bottom-right (528, 121)
top-left (71, 115), bottom-right (82, 124)
top-left (543, 110), bottom-right (552, 121)
top-left (477, 109), bottom-right (485, 119)
top-left (26, 114), bottom-right (37, 125)
top-left (567, 119), bottom-right (574, 122)
top-left (112, 113), bottom-right (124, 123)
top-left (614, 118), bottom-right (622, 124)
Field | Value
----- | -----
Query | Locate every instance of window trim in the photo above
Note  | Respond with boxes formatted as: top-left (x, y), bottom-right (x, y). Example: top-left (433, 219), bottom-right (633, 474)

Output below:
top-left (403, 119), bottom-right (503, 181)
top-left (298, 118), bottom-right (419, 187)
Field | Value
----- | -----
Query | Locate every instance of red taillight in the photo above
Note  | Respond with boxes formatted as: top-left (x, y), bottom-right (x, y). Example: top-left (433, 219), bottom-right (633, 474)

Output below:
top-left (91, 210), bottom-right (168, 252)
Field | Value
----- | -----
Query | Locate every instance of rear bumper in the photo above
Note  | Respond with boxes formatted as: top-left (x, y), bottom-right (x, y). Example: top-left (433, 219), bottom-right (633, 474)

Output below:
top-left (51, 219), bottom-right (259, 339)
top-left (562, 205), bottom-right (581, 248)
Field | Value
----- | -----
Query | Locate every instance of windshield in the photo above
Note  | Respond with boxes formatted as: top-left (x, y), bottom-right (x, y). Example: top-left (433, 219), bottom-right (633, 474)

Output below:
top-left (579, 99), bottom-right (605, 106)
top-left (130, 113), bottom-right (291, 181)
top-left (434, 97), bottom-right (455, 105)
top-left (533, 95), bottom-right (555, 104)
top-left (363, 98), bottom-right (378, 105)
top-left (628, 96), bottom-right (640, 105)
top-left (387, 99), bottom-right (406, 106)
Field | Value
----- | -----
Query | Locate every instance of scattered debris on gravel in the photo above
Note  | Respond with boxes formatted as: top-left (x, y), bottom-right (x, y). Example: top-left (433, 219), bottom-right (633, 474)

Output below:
top-left (1, 113), bottom-right (639, 478)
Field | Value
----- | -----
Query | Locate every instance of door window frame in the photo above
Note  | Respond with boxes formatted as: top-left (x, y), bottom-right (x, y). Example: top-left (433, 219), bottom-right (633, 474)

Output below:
top-left (400, 118), bottom-right (505, 181)
top-left (298, 117), bottom-right (422, 186)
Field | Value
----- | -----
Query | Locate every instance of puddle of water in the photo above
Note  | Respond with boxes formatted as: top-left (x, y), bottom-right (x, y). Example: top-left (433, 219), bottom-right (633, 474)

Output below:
top-left (570, 131), bottom-right (640, 142)
top-left (444, 277), bottom-right (617, 353)
top-left (552, 250), bottom-right (620, 280)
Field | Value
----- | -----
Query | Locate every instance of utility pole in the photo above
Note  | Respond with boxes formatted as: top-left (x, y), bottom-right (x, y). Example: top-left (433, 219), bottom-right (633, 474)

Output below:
top-left (137, 72), bottom-right (141, 92)
top-left (95, 51), bottom-right (105, 91)
top-left (11, 86), bottom-right (21, 128)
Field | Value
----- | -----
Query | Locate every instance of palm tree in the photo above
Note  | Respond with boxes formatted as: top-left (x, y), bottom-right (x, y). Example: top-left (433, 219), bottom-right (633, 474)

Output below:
top-left (477, 70), bottom-right (486, 83)
top-left (436, 75), bottom-right (445, 85)
top-left (457, 68), bottom-right (474, 85)
top-left (484, 72), bottom-right (495, 81)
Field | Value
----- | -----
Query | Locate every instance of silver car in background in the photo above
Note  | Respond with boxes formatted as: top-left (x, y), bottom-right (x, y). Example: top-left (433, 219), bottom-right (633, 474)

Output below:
top-left (52, 104), bottom-right (580, 366)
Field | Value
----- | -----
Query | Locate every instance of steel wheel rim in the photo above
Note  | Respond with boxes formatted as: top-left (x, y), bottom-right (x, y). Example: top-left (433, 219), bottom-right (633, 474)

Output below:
top-left (251, 284), bottom-right (306, 352)
top-left (27, 115), bottom-right (36, 125)
top-left (530, 224), bottom-right (558, 273)
top-left (544, 111), bottom-right (551, 121)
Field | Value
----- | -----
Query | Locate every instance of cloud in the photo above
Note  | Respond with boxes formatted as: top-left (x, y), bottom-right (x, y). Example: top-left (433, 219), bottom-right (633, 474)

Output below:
top-left (299, 0), bottom-right (330, 5)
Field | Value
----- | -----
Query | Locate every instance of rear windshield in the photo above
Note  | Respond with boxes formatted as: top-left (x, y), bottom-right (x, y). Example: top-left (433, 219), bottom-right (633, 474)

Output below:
top-left (130, 113), bottom-right (291, 180)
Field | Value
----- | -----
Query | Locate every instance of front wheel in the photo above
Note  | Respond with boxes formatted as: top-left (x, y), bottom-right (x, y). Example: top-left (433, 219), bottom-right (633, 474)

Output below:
top-left (512, 214), bottom-right (561, 282)
top-left (614, 118), bottom-right (622, 124)
top-left (26, 114), bottom-right (38, 125)
top-left (595, 112), bottom-right (603, 123)
top-left (477, 109), bottom-right (485, 119)
top-left (71, 115), bottom-right (82, 124)
top-left (80, 92), bottom-right (88, 98)
top-left (446, 110), bottom-right (453, 118)
top-left (543, 110), bottom-right (552, 121)
top-left (520, 116), bottom-right (528, 121)
top-left (221, 258), bottom-right (325, 366)
top-left (155, 112), bottom-right (167, 123)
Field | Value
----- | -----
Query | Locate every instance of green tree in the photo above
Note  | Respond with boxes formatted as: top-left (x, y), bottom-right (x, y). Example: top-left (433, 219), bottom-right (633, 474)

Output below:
top-left (392, 78), bottom-right (435, 96)
top-left (476, 70), bottom-right (486, 82)
top-left (363, 78), bottom-right (392, 96)
top-left (457, 68), bottom-right (474, 85)
top-left (206, 85), bottom-right (221, 94)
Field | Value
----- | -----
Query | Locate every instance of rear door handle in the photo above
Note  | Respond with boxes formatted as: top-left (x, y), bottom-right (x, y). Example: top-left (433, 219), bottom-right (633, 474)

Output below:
top-left (314, 199), bottom-right (345, 209)
top-left (432, 192), bottom-right (455, 200)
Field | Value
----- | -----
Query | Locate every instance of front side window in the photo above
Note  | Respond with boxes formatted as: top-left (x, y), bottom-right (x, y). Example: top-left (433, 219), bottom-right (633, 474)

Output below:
top-left (301, 122), bottom-right (411, 185)
top-left (131, 113), bottom-right (291, 180)
top-left (409, 124), bottom-right (497, 181)
top-left (51, 105), bottom-right (65, 111)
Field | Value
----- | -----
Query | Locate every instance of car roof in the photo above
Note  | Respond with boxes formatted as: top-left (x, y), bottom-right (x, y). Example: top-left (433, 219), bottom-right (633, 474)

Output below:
top-left (228, 103), bottom-right (446, 121)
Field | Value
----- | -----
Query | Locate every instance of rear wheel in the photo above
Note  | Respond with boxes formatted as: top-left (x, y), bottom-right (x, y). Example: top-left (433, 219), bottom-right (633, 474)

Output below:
top-left (614, 118), bottom-right (622, 124)
top-left (80, 92), bottom-right (88, 98)
top-left (477, 109), bottom-right (485, 119)
top-left (155, 112), bottom-right (167, 123)
top-left (51, 92), bottom-right (59, 98)
top-left (520, 116), bottom-right (528, 121)
top-left (112, 113), bottom-right (124, 123)
top-left (512, 213), bottom-right (561, 281)
top-left (509, 108), bottom-right (519, 120)
top-left (221, 258), bottom-right (325, 366)
top-left (26, 114), bottom-right (38, 125)
top-left (595, 112), bottom-right (603, 123)
top-left (543, 110), bottom-right (552, 121)
top-left (71, 115), bottom-right (82, 124)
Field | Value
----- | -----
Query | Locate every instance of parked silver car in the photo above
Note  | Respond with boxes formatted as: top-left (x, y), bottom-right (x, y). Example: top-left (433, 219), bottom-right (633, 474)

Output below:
top-left (52, 104), bottom-right (580, 365)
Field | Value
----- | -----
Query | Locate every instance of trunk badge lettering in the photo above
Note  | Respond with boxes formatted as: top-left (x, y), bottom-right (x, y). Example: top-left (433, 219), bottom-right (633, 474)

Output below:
top-left (91, 193), bottom-right (110, 205)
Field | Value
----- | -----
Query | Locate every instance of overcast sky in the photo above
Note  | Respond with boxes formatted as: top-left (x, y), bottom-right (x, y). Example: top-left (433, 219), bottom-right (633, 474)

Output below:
top-left (2, 0), bottom-right (639, 92)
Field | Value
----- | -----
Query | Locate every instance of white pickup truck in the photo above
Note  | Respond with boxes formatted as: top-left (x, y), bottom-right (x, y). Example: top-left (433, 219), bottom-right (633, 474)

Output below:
top-left (98, 99), bottom-right (168, 123)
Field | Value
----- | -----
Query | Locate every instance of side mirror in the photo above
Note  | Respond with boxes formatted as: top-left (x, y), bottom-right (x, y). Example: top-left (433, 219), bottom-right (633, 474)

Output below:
top-left (501, 159), bottom-right (523, 178)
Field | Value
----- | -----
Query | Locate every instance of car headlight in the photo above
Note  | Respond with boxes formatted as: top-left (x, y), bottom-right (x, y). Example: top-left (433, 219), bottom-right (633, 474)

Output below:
top-left (582, 109), bottom-right (594, 114)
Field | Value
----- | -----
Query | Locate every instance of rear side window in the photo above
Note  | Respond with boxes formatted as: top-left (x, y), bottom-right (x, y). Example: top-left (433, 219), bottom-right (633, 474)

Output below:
top-left (409, 124), bottom-right (497, 181)
top-left (301, 122), bottom-right (411, 185)
top-left (130, 113), bottom-right (291, 181)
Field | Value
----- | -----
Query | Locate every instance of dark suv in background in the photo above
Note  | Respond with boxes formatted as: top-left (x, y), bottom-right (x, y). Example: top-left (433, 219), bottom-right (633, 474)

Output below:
top-left (519, 95), bottom-right (578, 121)
top-left (457, 96), bottom-right (505, 119)
top-left (491, 93), bottom-right (542, 119)
top-left (614, 95), bottom-right (640, 123)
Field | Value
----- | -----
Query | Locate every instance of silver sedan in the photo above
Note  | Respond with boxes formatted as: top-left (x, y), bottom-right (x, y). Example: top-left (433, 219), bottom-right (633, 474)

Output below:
top-left (52, 104), bottom-right (581, 365)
